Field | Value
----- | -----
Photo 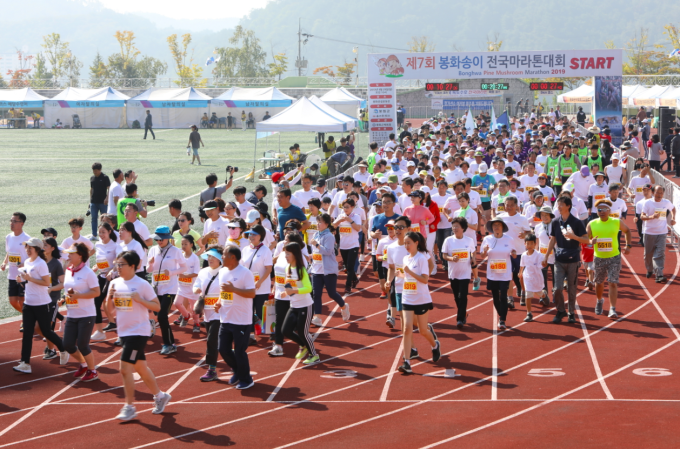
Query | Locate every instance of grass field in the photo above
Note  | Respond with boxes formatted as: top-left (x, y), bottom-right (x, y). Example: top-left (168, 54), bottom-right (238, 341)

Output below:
top-left (0, 127), bottom-right (363, 320)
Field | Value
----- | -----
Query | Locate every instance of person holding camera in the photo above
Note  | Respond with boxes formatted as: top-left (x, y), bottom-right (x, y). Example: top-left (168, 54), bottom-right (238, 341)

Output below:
top-left (187, 125), bottom-right (204, 166)
top-left (90, 163), bottom-right (110, 239)
top-left (199, 170), bottom-right (235, 207)
top-left (116, 183), bottom-right (149, 228)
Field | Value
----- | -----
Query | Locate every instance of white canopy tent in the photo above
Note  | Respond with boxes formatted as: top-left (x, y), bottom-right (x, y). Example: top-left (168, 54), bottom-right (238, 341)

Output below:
top-left (319, 87), bottom-right (365, 118)
top-left (126, 87), bottom-right (212, 129)
top-left (0, 88), bottom-right (47, 108)
top-left (557, 84), bottom-right (594, 103)
top-left (659, 87), bottom-right (680, 108)
top-left (628, 85), bottom-right (672, 107)
top-left (44, 87), bottom-right (129, 128)
top-left (622, 85), bottom-right (647, 105)
top-left (210, 87), bottom-right (293, 127)
top-left (308, 95), bottom-right (360, 128)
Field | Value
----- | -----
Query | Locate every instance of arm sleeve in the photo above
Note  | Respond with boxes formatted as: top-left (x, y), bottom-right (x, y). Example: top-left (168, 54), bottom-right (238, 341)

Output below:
top-left (298, 269), bottom-right (312, 295)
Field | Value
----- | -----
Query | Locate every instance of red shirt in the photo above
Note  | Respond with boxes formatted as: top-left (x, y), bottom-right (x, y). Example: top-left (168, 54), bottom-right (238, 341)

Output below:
top-left (427, 200), bottom-right (441, 233)
top-left (581, 243), bottom-right (594, 263)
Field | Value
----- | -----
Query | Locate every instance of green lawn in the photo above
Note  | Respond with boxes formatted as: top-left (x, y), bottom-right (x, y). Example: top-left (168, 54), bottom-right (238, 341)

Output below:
top-left (0, 127), bottom-right (363, 319)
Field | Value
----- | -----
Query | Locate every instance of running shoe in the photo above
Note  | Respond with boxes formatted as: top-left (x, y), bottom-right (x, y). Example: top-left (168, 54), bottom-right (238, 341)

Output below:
top-left (43, 346), bottom-right (49, 355)
top-left (595, 300), bottom-right (604, 315)
top-left (295, 346), bottom-right (308, 360)
top-left (173, 318), bottom-right (181, 325)
top-left (13, 362), bottom-right (31, 374)
top-left (115, 338), bottom-right (123, 346)
top-left (59, 351), bottom-right (70, 365)
top-left (656, 276), bottom-right (668, 283)
top-left (341, 304), bottom-right (351, 321)
top-left (248, 335), bottom-right (257, 346)
top-left (410, 348), bottom-right (419, 359)
top-left (43, 349), bottom-right (58, 360)
top-left (386, 316), bottom-right (395, 329)
top-left (228, 374), bottom-right (239, 385)
top-left (102, 322), bottom-right (117, 332)
top-left (159, 345), bottom-right (172, 355)
top-left (116, 404), bottom-right (137, 421)
top-left (507, 296), bottom-right (515, 309)
top-left (311, 316), bottom-right (323, 327)
top-left (152, 392), bottom-right (171, 414)
top-left (74, 365), bottom-right (88, 378)
top-left (584, 279), bottom-right (590, 288)
top-left (81, 369), bottom-right (99, 382)
top-left (91, 330), bottom-right (106, 341)
top-left (646, 271), bottom-right (653, 278)
top-left (179, 315), bottom-right (188, 327)
top-left (192, 325), bottom-right (201, 333)
top-left (473, 278), bottom-right (481, 291)
top-left (427, 323), bottom-right (437, 341)
top-left (19, 322), bottom-right (23, 333)
top-left (540, 290), bottom-right (548, 306)
top-left (200, 369), bottom-right (217, 382)
top-left (379, 293), bottom-right (387, 299)
top-left (236, 380), bottom-right (255, 390)
top-left (498, 320), bottom-right (507, 330)
top-left (552, 311), bottom-right (567, 324)
top-left (456, 320), bottom-right (464, 330)
top-left (432, 341), bottom-right (441, 363)
top-left (303, 354), bottom-right (320, 365)
top-left (352, 278), bottom-right (359, 289)
top-left (520, 295), bottom-right (526, 307)
top-left (268, 345), bottom-right (284, 357)
top-left (398, 361), bottom-right (413, 374)
top-left (608, 308), bottom-right (618, 319)
top-left (568, 314), bottom-right (576, 324)
top-left (524, 313), bottom-right (533, 322)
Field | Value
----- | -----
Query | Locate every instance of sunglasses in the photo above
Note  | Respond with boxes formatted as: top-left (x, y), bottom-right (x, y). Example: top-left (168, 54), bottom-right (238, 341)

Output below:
top-left (394, 225), bottom-right (407, 230)
top-left (597, 208), bottom-right (610, 212)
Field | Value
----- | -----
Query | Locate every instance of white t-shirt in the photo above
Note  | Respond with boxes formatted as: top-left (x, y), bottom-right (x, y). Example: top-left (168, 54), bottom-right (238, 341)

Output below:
top-left (605, 164), bottom-right (624, 184)
top-left (467, 190), bottom-right (482, 209)
top-left (193, 267), bottom-right (221, 322)
top-left (442, 235), bottom-right (475, 280)
top-left (537, 186), bottom-right (555, 206)
top-left (480, 234), bottom-right (514, 282)
top-left (203, 217), bottom-right (229, 247)
top-left (376, 236), bottom-right (397, 268)
top-left (497, 212), bottom-right (532, 253)
top-left (401, 252), bottom-right (431, 306)
top-left (519, 174), bottom-right (540, 190)
top-left (131, 220), bottom-right (151, 242)
top-left (443, 195), bottom-right (461, 216)
top-left (520, 250), bottom-right (545, 293)
top-left (566, 173), bottom-right (595, 201)
top-left (398, 192), bottom-right (414, 212)
top-left (177, 252), bottom-right (201, 300)
top-left (522, 203), bottom-right (543, 228)
top-left (293, 189), bottom-right (321, 215)
top-left (5, 231), bottom-right (30, 281)
top-left (237, 201), bottom-right (254, 219)
top-left (642, 199), bottom-right (674, 235)
top-left (218, 264), bottom-right (255, 325)
top-left (241, 244), bottom-right (273, 296)
top-left (107, 181), bottom-right (124, 215)
top-left (110, 276), bottom-right (157, 337)
top-left (387, 242), bottom-right (409, 293)
top-left (63, 266), bottom-right (100, 318)
top-left (629, 176), bottom-right (651, 204)
top-left (116, 239), bottom-right (147, 273)
top-left (147, 244), bottom-right (187, 296)
top-left (60, 235), bottom-right (94, 261)
top-left (454, 207), bottom-right (478, 243)
top-left (353, 171), bottom-right (373, 189)
top-left (94, 239), bottom-right (117, 276)
top-left (273, 252), bottom-right (289, 300)
top-left (284, 265), bottom-right (313, 308)
top-left (22, 257), bottom-right (51, 306)
top-left (431, 193), bottom-right (453, 230)
top-left (609, 198), bottom-right (627, 219)
top-left (534, 222), bottom-right (555, 264)
top-left (337, 212), bottom-right (362, 250)
top-left (331, 190), bottom-right (365, 209)
top-left (588, 184), bottom-right (610, 213)
top-left (445, 169), bottom-right (462, 188)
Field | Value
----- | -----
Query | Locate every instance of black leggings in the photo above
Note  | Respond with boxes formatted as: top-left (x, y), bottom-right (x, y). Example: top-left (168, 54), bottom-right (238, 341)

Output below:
top-left (311, 273), bottom-right (345, 314)
top-left (340, 247), bottom-right (359, 290)
top-left (282, 304), bottom-right (316, 356)
top-left (157, 294), bottom-right (175, 346)
top-left (94, 276), bottom-right (109, 324)
top-left (63, 316), bottom-right (95, 356)
top-left (542, 264), bottom-right (555, 295)
top-left (274, 299), bottom-right (291, 345)
top-left (22, 303), bottom-right (65, 363)
top-left (205, 319), bottom-right (220, 367)
top-left (252, 293), bottom-right (269, 334)
top-left (489, 280), bottom-right (509, 321)
top-left (449, 278), bottom-right (470, 322)
top-left (511, 256), bottom-right (522, 297)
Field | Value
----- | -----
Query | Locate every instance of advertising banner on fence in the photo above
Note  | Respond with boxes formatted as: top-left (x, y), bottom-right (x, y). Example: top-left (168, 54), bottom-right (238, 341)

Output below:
top-left (426, 90), bottom-right (504, 98)
top-left (594, 76), bottom-right (623, 147)
top-left (368, 81), bottom-right (397, 146)
top-left (367, 50), bottom-right (622, 80)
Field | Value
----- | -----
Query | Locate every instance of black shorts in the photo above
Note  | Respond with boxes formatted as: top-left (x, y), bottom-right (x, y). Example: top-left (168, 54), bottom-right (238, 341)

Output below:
top-left (402, 302), bottom-right (434, 315)
top-left (378, 265), bottom-right (387, 280)
top-left (372, 255), bottom-right (379, 272)
top-left (481, 202), bottom-right (491, 211)
top-left (120, 336), bottom-right (149, 364)
top-left (487, 279), bottom-right (510, 291)
top-left (8, 279), bottom-right (25, 297)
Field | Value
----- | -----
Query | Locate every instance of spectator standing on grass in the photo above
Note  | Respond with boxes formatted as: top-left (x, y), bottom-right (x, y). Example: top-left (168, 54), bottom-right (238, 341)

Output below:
top-left (199, 170), bottom-right (235, 207)
top-left (89, 163), bottom-right (110, 239)
top-left (107, 169), bottom-right (124, 219)
top-left (143, 110), bottom-right (155, 140)
top-left (187, 125), bottom-right (204, 166)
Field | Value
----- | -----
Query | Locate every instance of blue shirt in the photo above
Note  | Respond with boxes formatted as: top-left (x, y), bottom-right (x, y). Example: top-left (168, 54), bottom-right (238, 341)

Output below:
top-left (371, 213), bottom-right (400, 235)
top-left (277, 204), bottom-right (307, 237)
top-left (471, 174), bottom-right (497, 203)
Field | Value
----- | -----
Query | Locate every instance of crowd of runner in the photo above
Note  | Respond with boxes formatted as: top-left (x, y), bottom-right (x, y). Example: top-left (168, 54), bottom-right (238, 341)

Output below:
top-left (3, 111), bottom-right (678, 422)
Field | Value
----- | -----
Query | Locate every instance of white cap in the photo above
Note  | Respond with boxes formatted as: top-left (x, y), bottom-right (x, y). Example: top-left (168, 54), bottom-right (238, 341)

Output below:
top-left (385, 147), bottom-right (394, 152)
top-left (390, 157), bottom-right (399, 164)
top-left (419, 186), bottom-right (431, 194)
top-left (611, 154), bottom-right (620, 160)
top-left (479, 163), bottom-right (488, 173)
top-left (407, 161), bottom-right (416, 167)
top-left (425, 141), bottom-right (432, 147)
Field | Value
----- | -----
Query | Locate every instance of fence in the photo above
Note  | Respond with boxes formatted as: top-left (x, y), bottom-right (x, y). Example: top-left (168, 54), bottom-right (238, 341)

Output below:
top-left (2, 77), bottom-right (281, 90)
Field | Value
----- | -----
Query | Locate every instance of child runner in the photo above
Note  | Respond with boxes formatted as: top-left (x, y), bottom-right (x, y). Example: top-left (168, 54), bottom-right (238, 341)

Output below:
top-left (519, 234), bottom-right (545, 322)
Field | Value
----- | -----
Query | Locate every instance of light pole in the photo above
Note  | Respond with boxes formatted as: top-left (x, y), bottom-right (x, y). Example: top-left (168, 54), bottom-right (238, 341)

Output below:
top-left (353, 46), bottom-right (358, 87)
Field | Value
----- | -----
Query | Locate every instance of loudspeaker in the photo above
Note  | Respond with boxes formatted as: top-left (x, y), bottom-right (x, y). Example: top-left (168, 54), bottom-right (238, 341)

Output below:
top-left (659, 106), bottom-right (676, 141)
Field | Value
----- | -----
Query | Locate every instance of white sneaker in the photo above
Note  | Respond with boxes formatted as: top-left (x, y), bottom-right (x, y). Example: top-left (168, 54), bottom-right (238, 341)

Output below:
top-left (311, 316), bottom-right (323, 327)
top-left (608, 308), bottom-right (618, 319)
top-left (13, 361), bottom-right (31, 374)
top-left (341, 304), bottom-right (351, 321)
top-left (268, 345), bottom-right (284, 357)
top-left (59, 351), bottom-right (70, 365)
top-left (91, 330), bottom-right (106, 341)
top-left (115, 404), bottom-right (137, 421)
top-left (152, 392), bottom-right (171, 414)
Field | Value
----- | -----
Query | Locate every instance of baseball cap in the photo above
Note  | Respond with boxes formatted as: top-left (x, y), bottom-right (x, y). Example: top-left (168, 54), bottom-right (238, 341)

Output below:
top-left (227, 221), bottom-right (241, 228)
top-left (580, 166), bottom-right (590, 176)
top-left (151, 225), bottom-right (174, 240)
top-left (504, 167), bottom-right (515, 176)
top-left (245, 209), bottom-right (260, 224)
top-left (23, 237), bottom-right (44, 250)
top-left (611, 154), bottom-right (620, 160)
top-left (387, 175), bottom-right (398, 183)
top-left (419, 170), bottom-right (428, 177)
top-left (316, 178), bottom-right (326, 187)
top-left (202, 200), bottom-right (218, 211)
top-left (479, 163), bottom-right (488, 173)
top-left (271, 172), bottom-right (285, 183)
top-left (474, 151), bottom-right (484, 157)
top-left (40, 227), bottom-right (58, 237)
top-left (407, 161), bottom-right (416, 167)
top-left (390, 158), bottom-right (399, 164)
top-left (245, 224), bottom-right (266, 239)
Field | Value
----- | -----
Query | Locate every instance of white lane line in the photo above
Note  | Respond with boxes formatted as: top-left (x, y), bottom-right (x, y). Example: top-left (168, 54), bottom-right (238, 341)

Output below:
top-left (165, 357), bottom-right (205, 395)
top-left (574, 301), bottom-right (614, 400)
top-left (420, 339), bottom-right (680, 448)
top-left (491, 308), bottom-right (498, 401)
top-left (0, 335), bottom-right (119, 366)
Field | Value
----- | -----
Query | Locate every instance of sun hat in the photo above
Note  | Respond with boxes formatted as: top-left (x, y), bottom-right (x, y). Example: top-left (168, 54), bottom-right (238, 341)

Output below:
top-left (201, 248), bottom-right (223, 261)
top-left (151, 225), bottom-right (174, 240)
top-left (485, 217), bottom-right (509, 234)
top-left (534, 205), bottom-right (555, 220)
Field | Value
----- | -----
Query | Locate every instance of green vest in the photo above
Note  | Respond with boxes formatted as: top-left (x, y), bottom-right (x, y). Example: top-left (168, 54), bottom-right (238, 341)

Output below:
top-left (545, 156), bottom-right (560, 180)
top-left (590, 218), bottom-right (620, 259)
top-left (584, 155), bottom-right (603, 172)
top-left (577, 146), bottom-right (588, 158)
top-left (367, 152), bottom-right (377, 174)
top-left (117, 197), bottom-right (138, 228)
top-left (558, 154), bottom-right (578, 179)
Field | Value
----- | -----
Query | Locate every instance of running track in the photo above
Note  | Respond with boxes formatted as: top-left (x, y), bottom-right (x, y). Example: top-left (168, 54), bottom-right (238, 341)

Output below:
top-left (1, 207), bottom-right (679, 448)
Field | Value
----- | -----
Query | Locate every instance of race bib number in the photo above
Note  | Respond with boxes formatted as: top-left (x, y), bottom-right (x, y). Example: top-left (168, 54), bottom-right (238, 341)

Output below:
top-left (403, 280), bottom-right (418, 294)
top-left (562, 167), bottom-right (573, 176)
top-left (610, 212), bottom-right (620, 218)
top-left (204, 296), bottom-right (218, 309)
top-left (539, 245), bottom-right (548, 255)
top-left (451, 250), bottom-right (469, 261)
top-left (411, 225), bottom-right (421, 233)
top-left (178, 275), bottom-right (193, 284)
top-left (479, 188), bottom-right (488, 197)
top-left (438, 206), bottom-right (444, 213)
top-left (594, 194), bottom-right (606, 202)
top-left (597, 238), bottom-right (613, 252)
top-left (275, 275), bottom-right (285, 285)
top-left (8, 253), bottom-right (20, 266)
top-left (526, 186), bottom-right (537, 193)
top-left (636, 187), bottom-right (643, 194)
top-left (65, 296), bottom-right (78, 309)
top-left (383, 249), bottom-right (388, 261)
top-left (448, 183), bottom-right (454, 189)
top-left (285, 279), bottom-right (297, 288)
top-left (96, 259), bottom-right (110, 270)
top-left (339, 226), bottom-right (352, 234)
top-left (533, 216), bottom-right (542, 223)
top-left (496, 204), bottom-right (505, 213)
top-left (254, 274), bottom-right (260, 283)
top-left (207, 237), bottom-right (218, 246)
top-left (312, 253), bottom-right (323, 263)
top-left (153, 273), bottom-right (170, 284)
top-left (490, 259), bottom-right (507, 273)
top-left (220, 291), bottom-right (233, 302)
top-left (307, 223), bottom-right (318, 232)
top-left (656, 208), bottom-right (667, 219)
top-left (113, 296), bottom-right (132, 311)
top-left (549, 167), bottom-right (555, 175)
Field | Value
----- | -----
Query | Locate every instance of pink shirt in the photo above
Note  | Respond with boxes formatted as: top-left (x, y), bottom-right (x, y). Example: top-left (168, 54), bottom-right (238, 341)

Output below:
top-left (403, 205), bottom-right (435, 238)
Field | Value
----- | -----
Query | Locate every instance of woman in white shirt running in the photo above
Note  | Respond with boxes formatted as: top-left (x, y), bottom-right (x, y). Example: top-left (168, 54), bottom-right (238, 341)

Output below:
top-left (173, 235), bottom-right (202, 332)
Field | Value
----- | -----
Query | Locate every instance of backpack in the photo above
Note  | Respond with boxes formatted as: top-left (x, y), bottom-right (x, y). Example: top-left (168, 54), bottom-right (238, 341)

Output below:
top-left (367, 152), bottom-right (377, 174)
top-left (319, 161), bottom-right (329, 176)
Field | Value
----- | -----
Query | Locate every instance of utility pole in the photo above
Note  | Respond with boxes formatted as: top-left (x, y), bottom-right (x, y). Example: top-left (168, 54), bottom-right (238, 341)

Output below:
top-left (298, 18), bottom-right (302, 77)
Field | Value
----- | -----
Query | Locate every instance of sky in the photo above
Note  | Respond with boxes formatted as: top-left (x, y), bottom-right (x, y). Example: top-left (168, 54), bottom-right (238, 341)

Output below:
top-left (97, 0), bottom-right (272, 20)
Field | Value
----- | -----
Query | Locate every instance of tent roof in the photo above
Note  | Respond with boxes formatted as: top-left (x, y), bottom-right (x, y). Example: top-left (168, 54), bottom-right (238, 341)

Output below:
top-left (319, 87), bottom-right (364, 104)
top-left (659, 86), bottom-right (680, 100)
top-left (629, 85), bottom-right (669, 99)
top-left (308, 95), bottom-right (359, 127)
top-left (256, 96), bottom-right (356, 132)
top-left (129, 87), bottom-right (211, 101)
top-left (557, 84), bottom-right (593, 103)
top-left (51, 87), bottom-right (129, 101)
top-left (211, 86), bottom-right (293, 101)
top-left (0, 87), bottom-right (48, 101)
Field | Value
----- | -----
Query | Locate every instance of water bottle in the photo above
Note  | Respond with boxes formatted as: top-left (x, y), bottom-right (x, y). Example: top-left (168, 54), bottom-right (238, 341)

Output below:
top-left (561, 225), bottom-right (570, 241)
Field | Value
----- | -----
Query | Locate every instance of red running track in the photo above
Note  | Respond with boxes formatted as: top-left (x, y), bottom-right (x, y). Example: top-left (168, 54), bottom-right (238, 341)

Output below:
top-left (1, 207), bottom-right (679, 448)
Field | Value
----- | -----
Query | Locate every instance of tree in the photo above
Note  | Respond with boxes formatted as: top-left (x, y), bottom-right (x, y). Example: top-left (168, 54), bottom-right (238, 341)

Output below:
top-left (136, 56), bottom-right (168, 81)
top-left (486, 33), bottom-right (503, 52)
top-left (32, 53), bottom-right (51, 87)
top-left (664, 24), bottom-right (680, 50)
top-left (167, 33), bottom-right (206, 87)
top-left (407, 36), bottom-right (435, 53)
top-left (6, 50), bottom-right (35, 88)
top-left (336, 62), bottom-right (356, 84)
top-left (89, 52), bottom-right (108, 88)
top-left (41, 33), bottom-right (70, 79)
top-left (268, 52), bottom-right (288, 80)
top-left (622, 27), bottom-right (680, 75)
top-left (213, 26), bottom-right (269, 79)
top-left (313, 66), bottom-right (336, 77)
top-left (63, 52), bottom-right (83, 84)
